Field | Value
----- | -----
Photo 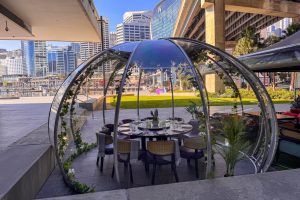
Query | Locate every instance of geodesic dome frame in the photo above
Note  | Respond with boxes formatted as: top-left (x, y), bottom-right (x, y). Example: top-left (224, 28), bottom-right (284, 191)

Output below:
top-left (48, 38), bottom-right (278, 189)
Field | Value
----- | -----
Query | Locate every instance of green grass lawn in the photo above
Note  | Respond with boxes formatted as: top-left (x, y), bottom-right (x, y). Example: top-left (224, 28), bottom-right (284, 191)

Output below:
top-left (107, 96), bottom-right (291, 109)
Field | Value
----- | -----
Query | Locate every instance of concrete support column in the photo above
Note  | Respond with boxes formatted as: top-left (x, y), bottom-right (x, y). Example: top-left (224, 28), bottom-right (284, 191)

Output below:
top-left (204, 0), bottom-right (225, 49)
top-left (203, 0), bottom-right (225, 93)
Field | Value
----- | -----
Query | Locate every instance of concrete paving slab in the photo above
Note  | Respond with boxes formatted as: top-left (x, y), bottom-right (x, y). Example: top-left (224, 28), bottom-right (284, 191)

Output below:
top-left (127, 169), bottom-right (300, 200)
top-left (36, 168), bottom-right (300, 200)
top-left (0, 103), bottom-right (50, 151)
top-left (9, 123), bottom-right (50, 146)
top-left (37, 189), bottom-right (128, 200)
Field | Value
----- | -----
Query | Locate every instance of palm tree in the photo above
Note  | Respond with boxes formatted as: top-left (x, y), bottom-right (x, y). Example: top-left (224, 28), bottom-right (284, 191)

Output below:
top-left (215, 115), bottom-right (249, 176)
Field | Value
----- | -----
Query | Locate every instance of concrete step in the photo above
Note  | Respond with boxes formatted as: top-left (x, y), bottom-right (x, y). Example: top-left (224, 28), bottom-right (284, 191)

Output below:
top-left (79, 97), bottom-right (104, 111)
top-left (0, 124), bottom-right (55, 200)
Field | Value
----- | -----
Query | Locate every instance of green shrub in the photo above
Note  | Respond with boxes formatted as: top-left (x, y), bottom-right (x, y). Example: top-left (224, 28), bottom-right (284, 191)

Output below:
top-left (266, 87), bottom-right (294, 100)
top-left (215, 88), bottom-right (293, 100)
top-left (173, 89), bottom-right (194, 93)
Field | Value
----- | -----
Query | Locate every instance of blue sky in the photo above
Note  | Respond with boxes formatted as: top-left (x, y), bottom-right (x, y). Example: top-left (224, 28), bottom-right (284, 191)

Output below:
top-left (96, 0), bottom-right (160, 32)
top-left (0, 0), bottom-right (160, 51)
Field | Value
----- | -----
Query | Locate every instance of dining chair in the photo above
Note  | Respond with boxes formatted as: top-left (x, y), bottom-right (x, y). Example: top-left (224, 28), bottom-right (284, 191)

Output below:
top-left (103, 123), bottom-right (128, 139)
top-left (168, 117), bottom-right (184, 122)
top-left (146, 140), bottom-right (179, 184)
top-left (111, 140), bottom-right (133, 183)
top-left (141, 117), bottom-right (153, 121)
top-left (121, 119), bottom-right (135, 124)
top-left (180, 136), bottom-right (206, 178)
top-left (96, 132), bottom-right (114, 172)
top-left (102, 124), bottom-right (114, 134)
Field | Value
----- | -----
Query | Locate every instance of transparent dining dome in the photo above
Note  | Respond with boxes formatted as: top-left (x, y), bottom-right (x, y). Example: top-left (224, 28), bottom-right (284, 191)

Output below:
top-left (48, 38), bottom-right (278, 192)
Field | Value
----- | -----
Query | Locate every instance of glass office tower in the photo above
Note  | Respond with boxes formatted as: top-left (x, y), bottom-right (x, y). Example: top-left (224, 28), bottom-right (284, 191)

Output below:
top-left (21, 41), bottom-right (35, 76)
top-left (151, 0), bottom-right (181, 40)
top-left (47, 47), bottom-right (76, 76)
top-left (21, 40), bottom-right (47, 77)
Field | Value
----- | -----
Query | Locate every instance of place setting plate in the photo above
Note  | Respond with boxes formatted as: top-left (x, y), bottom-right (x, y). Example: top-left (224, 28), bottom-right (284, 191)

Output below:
top-left (119, 124), bottom-right (130, 128)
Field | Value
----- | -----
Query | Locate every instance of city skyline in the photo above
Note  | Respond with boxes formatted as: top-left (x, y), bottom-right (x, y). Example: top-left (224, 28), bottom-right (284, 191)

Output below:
top-left (0, 7), bottom-right (157, 78)
top-left (0, 0), bottom-right (160, 51)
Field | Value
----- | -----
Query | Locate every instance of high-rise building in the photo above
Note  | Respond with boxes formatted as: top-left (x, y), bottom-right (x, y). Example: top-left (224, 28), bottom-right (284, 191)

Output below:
top-left (80, 17), bottom-right (110, 61)
top-left (266, 18), bottom-right (292, 37)
top-left (0, 49), bottom-right (7, 60)
top-left (116, 11), bottom-right (152, 44)
top-left (262, 18), bottom-right (293, 38)
top-left (80, 17), bottom-right (111, 72)
top-left (5, 57), bottom-right (23, 75)
top-left (99, 17), bottom-right (112, 73)
top-left (71, 43), bottom-right (80, 59)
top-left (34, 41), bottom-right (48, 77)
top-left (0, 59), bottom-right (7, 76)
top-left (109, 32), bottom-right (117, 47)
top-left (97, 17), bottom-right (110, 51)
top-left (48, 46), bottom-right (77, 76)
top-left (7, 49), bottom-right (23, 58)
top-left (79, 42), bottom-right (97, 62)
top-left (151, 0), bottom-right (181, 40)
top-left (64, 47), bottom-right (77, 75)
top-left (21, 41), bottom-right (34, 76)
top-left (21, 40), bottom-right (47, 77)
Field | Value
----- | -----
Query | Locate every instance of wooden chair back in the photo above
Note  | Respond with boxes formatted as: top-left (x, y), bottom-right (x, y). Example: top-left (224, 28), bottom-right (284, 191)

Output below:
top-left (183, 137), bottom-right (206, 150)
top-left (281, 129), bottom-right (300, 141)
top-left (117, 140), bottom-right (131, 154)
top-left (96, 132), bottom-right (113, 145)
top-left (147, 140), bottom-right (175, 156)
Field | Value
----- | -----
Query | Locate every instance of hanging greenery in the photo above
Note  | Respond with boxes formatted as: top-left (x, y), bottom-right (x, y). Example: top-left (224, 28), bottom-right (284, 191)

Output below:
top-left (115, 65), bottom-right (134, 95)
top-left (57, 59), bottom-right (105, 194)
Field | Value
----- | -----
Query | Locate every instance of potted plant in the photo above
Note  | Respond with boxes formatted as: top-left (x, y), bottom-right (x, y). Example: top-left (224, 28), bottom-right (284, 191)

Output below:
top-left (216, 115), bottom-right (249, 177)
top-left (151, 109), bottom-right (159, 127)
top-left (185, 101), bottom-right (198, 120)
top-left (185, 101), bottom-right (205, 134)
top-left (290, 95), bottom-right (300, 114)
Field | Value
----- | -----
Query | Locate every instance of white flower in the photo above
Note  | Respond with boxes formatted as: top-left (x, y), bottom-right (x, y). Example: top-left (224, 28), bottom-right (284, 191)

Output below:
top-left (68, 168), bottom-right (75, 175)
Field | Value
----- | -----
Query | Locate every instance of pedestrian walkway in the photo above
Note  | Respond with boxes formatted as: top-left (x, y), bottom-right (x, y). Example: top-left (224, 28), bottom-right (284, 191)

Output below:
top-left (37, 168), bottom-right (300, 200)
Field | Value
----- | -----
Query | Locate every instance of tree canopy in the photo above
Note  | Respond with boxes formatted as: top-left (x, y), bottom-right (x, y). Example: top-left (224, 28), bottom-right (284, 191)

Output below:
top-left (282, 23), bottom-right (300, 38)
top-left (261, 35), bottom-right (281, 48)
top-left (234, 23), bottom-right (300, 55)
top-left (233, 26), bottom-right (261, 56)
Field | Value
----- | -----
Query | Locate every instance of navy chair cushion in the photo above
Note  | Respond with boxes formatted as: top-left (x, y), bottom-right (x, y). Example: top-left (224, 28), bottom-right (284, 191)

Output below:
top-left (180, 146), bottom-right (204, 159)
top-left (104, 144), bottom-right (114, 155)
top-left (145, 152), bottom-right (173, 165)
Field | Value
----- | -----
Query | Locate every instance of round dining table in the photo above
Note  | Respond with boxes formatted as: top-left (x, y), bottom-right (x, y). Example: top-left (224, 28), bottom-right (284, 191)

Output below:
top-left (118, 120), bottom-right (193, 150)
